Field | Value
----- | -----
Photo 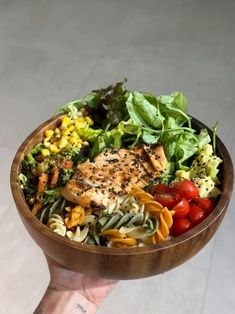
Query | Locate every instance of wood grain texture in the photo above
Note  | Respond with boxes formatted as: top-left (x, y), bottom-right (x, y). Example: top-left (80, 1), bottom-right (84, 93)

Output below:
top-left (10, 115), bottom-right (234, 279)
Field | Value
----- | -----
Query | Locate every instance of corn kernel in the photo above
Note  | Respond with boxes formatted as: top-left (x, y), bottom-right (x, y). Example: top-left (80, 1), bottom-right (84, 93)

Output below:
top-left (69, 137), bottom-right (78, 145)
top-left (41, 148), bottom-right (50, 157)
top-left (69, 125), bottom-right (75, 132)
top-left (43, 141), bottom-right (50, 148)
top-left (58, 137), bottom-right (68, 149)
top-left (50, 137), bottom-right (57, 144)
top-left (75, 117), bottom-right (86, 129)
top-left (71, 131), bottom-right (79, 139)
top-left (45, 129), bottom-right (54, 138)
top-left (62, 129), bottom-right (70, 136)
top-left (61, 116), bottom-right (71, 128)
top-left (85, 116), bottom-right (94, 126)
top-left (75, 121), bottom-right (86, 129)
top-left (55, 128), bottom-right (61, 134)
top-left (75, 117), bottom-right (84, 123)
top-left (50, 144), bottom-right (60, 153)
top-left (55, 133), bottom-right (61, 139)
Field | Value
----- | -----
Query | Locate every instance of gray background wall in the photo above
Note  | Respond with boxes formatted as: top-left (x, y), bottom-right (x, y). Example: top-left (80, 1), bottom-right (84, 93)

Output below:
top-left (0, 1), bottom-right (234, 313)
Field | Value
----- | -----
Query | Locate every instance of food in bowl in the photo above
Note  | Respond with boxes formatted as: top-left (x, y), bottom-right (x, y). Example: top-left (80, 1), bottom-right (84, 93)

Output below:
top-left (18, 80), bottom-right (222, 248)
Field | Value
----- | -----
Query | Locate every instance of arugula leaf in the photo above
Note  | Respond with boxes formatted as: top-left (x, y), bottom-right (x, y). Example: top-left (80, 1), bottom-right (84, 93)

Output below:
top-left (132, 92), bottom-right (164, 129)
top-left (212, 122), bottom-right (218, 154)
top-left (126, 93), bottom-right (148, 127)
top-left (142, 131), bottom-right (159, 144)
top-left (157, 91), bottom-right (188, 112)
top-left (162, 131), bottom-right (198, 170)
top-left (196, 129), bottom-right (211, 150)
top-left (56, 81), bottom-right (214, 173)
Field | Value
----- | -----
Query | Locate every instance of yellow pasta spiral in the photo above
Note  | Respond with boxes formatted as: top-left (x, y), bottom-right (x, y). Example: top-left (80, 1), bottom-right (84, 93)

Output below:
top-left (65, 205), bottom-right (85, 229)
top-left (100, 229), bottom-right (137, 248)
top-left (152, 207), bottom-right (175, 244)
top-left (131, 185), bottom-right (163, 214)
top-left (131, 186), bottom-right (175, 244)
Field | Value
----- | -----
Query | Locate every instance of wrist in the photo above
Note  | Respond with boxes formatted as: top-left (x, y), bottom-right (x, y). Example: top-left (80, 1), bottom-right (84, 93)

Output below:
top-left (35, 285), bottom-right (98, 314)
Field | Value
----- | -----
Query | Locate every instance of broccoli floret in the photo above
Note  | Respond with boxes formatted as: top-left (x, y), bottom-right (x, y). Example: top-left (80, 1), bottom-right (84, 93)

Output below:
top-left (31, 143), bottom-right (43, 155)
top-left (59, 168), bottom-right (75, 185)
top-left (25, 153), bottom-right (37, 166)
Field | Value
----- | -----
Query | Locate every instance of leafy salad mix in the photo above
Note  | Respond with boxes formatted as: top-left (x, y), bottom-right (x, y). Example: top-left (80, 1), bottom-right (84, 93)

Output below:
top-left (19, 80), bottom-right (222, 247)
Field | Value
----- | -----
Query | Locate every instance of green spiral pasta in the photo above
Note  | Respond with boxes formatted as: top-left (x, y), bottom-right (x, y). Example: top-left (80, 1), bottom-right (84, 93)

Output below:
top-left (97, 209), bottom-right (158, 246)
top-left (45, 196), bottom-right (159, 247)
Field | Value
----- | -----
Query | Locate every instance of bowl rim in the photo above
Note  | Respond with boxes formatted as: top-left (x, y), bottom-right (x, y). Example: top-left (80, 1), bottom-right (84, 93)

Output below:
top-left (10, 114), bottom-right (234, 256)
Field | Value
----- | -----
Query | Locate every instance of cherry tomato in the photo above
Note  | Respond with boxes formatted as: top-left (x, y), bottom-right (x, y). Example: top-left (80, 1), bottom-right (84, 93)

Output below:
top-left (189, 204), bottom-right (206, 226)
top-left (192, 197), bottom-right (215, 216)
top-left (150, 183), bottom-right (169, 195)
top-left (172, 199), bottom-right (190, 218)
top-left (154, 193), bottom-right (179, 209)
top-left (170, 179), bottom-right (199, 200)
top-left (171, 218), bottom-right (192, 236)
top-left (169, 181), bottom-right (182, 193)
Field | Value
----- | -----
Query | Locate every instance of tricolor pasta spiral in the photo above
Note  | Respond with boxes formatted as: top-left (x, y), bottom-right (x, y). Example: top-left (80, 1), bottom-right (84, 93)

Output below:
top-left (131, 186), bottom-right (163, 214)
top-left (131, 186), bottom-right (175, 244)
top-left (47, 214), bottom-right (66, 236)
top-left (152, 207), bottom-right (175, 244)
top-left (64, 205), bottom-right (85, 228)
top-left (105, 195), bottom-right (144, 215)
top-left (98, 210), bottom-right (158, 247)
top-left (67, 225), bottom-right (89, 242)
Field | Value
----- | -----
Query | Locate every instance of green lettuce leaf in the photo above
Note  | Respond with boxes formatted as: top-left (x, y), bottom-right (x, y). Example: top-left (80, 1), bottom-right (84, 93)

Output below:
top-left (77, 126), bottom-right (102, 143)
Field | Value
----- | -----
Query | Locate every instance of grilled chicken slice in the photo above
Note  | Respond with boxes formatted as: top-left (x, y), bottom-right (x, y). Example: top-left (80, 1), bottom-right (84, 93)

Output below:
top-left (61, 145), bottom-right (168, 208)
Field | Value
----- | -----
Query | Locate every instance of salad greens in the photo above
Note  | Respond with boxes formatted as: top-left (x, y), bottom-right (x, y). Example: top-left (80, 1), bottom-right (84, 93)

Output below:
top-left (18, 79), bottom-right (222, 247)
top-left (58, 80), bottom-right (211, 173)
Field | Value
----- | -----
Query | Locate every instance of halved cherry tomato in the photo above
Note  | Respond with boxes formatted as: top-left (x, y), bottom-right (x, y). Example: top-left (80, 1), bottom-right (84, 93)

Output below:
top-left (170, 179), bottom-right (199, 200)
top-left (191, 197), bottom-right (215, 216)
top-left (154, 193), bottom-right (179, 209)
top-left (150, 183), bottom-right (169, 195)
top-left (172, 199), bottom-right (190, 218)
top-left (171, 218), bottom-right (192, 236)
top-left (169, 181), bottom-right (182, 193)
top-left (189, 204), bottom-right (206, 226)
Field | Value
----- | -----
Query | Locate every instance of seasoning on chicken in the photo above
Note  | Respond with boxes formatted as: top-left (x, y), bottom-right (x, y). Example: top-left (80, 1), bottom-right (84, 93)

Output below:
top-left (61, 145), bottom-right (168, 208)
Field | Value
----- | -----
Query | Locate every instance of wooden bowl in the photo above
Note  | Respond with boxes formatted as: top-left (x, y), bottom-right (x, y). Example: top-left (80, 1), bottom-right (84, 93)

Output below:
top-left (10, 115), bottom-right (234, 279)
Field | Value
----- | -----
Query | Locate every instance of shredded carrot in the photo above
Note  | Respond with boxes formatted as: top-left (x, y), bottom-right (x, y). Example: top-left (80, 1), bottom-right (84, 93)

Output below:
top-left (50, 167), bottom-right (59, 189)
top-left (60, 159), bottom-right (73, 169)
top-left (38, 173), bottom-right (49, 194)
top-left (32, 202), bottom-right (43, 216)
